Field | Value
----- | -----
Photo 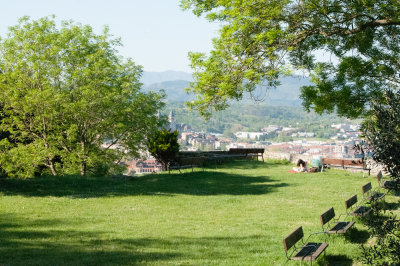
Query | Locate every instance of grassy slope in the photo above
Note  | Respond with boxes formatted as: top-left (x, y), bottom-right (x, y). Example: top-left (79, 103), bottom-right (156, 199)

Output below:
top-left (0, 160), bottom-right (399, 265)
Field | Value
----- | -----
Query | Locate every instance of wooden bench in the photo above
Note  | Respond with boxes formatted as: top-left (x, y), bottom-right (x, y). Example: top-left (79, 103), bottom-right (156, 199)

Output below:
top-left (377, 170), bottom-right (399, 191)
top-left (361, 182), bottom-right (386, 203)
top-left (320, 207), bottom-right (355, 234)
top-left (321, 158), bottom-right (371, 175)
top-left (228, 148), bottom-right (264, 162)
top-left (283, 226), bottom-right (328, 264)
top-left (345, 194), bottom-right (372, 217)
top-left (168, 156), bottom-right (205, 174)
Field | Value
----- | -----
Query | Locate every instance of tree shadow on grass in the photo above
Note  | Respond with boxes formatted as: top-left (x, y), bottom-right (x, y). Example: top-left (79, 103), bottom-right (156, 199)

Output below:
top-left (383, 200), bottom-right (400, 211)
top-left (0, 167), bottom-right (289, 198)
top-left (344, 227), bottom-right (370, 244)
top-left (207, 159), bottom-right (287, 170)
top-left (0, 214), bottom-right (177, 266)
top-left (0, 213), bottom-right (281, 265)
top-left (323, 254), bottom-right (353, 266)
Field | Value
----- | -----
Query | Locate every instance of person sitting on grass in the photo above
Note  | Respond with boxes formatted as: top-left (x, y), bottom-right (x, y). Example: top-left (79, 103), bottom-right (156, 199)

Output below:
top-left (293, 159), bottom-right (307, 172)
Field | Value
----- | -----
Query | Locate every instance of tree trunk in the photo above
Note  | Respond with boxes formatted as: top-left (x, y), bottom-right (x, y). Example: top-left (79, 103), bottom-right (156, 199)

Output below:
top-left (80, 160), bottom-right (87, 176)
top-left (48, 158), bottom-right (57, 176)
top-left (80, 141), bottom-right (87, 176)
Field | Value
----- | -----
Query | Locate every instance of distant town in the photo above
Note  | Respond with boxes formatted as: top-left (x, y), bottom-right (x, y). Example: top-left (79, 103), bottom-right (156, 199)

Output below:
top-left (126, 111), bottom-right (365, 175)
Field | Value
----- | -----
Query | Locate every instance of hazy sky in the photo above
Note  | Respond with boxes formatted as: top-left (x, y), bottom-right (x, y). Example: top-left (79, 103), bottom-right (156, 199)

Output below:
top-left (0, 0), bottom-right (220, 72)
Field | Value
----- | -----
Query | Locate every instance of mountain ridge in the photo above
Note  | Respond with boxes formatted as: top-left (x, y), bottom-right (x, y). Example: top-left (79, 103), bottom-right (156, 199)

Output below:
top-left (142, 71), bottom-right (311, 106)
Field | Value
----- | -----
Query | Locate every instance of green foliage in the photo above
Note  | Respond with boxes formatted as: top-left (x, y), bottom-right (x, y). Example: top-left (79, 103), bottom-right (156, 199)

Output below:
top-left (147, 129), bottom-right (180, 170)
top-left (0, 16), bottom-right (164, 177)
top-left (359, 212), bottom-right (400, 265)
top-left (181, 0), bottom-right (400, 118)
top-left (361, 90), bottom-right (400, 182)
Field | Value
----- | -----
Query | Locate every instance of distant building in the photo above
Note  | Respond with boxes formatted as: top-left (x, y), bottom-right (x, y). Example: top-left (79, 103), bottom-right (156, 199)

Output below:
top-left (333, 145), bottom-right (348, 155)
top-left (126, 159), bottom-right (162, 175)
top-left (261, 125), bottom-right (282, 133)
top-left (235, 131), bottom-right (266, 140)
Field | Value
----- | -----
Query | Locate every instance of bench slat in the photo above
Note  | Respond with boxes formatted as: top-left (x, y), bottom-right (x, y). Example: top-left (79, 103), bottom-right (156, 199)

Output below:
top-left (362, 182), bottom-right (372, 194)
top-left (320, 207), bottom-right (335, 226)
top-left (283, 226), bottom-right (303, 252)
top-left (328, 221), bottom-right (355, 234)
top-left (292, 243), bottom-right (328, 261)
top-left (350, 205), bottom-right (372, 216)
top-left (345, 195), bottom-right (357, 210)
top-left (366, 192), bottom-right (386, 202)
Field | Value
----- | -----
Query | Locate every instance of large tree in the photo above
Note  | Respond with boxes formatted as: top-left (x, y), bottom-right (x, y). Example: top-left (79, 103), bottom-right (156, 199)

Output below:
top-left (0, 16), bottom-right (164, 177)
top-left (362, 90), bottom-right (400, 182)
top-left (181, 0), bottom-right (400, 118)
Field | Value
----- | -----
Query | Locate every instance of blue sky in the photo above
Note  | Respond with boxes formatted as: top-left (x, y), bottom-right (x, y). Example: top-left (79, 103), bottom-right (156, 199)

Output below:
top-left (0, 0), bottom-right (219, 72)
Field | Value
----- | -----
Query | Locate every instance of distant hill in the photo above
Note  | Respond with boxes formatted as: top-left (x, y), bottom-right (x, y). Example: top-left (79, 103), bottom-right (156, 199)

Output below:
top-left (142, 71), bottom-right (312, 106)
top-left (250, 76), bottom-right (312, 106)
top-left (141, 71), bottom-right (193, 85)
top-left (143, 80), bottom-right (193, 102)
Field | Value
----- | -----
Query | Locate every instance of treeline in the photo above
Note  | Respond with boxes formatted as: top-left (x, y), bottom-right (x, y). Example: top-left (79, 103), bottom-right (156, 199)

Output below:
top-left (165, 102), bottom-right (358, 138)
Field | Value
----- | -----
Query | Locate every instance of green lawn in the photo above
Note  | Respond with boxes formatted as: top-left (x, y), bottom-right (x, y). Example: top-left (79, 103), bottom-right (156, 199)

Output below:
top-left (0, 160), bottom-right (399, 265)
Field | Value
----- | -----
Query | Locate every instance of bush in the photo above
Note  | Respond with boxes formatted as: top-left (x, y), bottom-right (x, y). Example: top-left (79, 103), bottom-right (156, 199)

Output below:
top-left (359, 212), bottom-right (400, 265)
top-left (147, 129), bottom-right (179, 171)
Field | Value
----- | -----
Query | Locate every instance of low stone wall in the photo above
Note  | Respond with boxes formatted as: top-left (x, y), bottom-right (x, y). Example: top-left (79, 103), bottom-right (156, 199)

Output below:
top-left (263, 151), bottom-right (313, 164)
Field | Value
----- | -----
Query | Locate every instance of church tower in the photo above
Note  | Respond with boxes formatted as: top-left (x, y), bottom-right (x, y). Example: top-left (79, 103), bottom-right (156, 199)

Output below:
top-left (168, 110), bottom-right (176, 131)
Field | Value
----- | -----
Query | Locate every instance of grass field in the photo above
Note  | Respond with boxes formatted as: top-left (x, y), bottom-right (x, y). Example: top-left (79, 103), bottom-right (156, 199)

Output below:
top-left (1, 160), bottom-right (399, 265)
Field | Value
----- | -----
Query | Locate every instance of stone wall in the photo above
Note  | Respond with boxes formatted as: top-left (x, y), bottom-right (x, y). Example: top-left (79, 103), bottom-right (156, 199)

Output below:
top-left (263, 151), bottom-right (313, 164)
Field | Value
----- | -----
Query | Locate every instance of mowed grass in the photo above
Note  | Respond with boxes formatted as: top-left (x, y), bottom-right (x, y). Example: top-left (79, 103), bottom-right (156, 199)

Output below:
top-left (1, 160), bottom-right (399, 265)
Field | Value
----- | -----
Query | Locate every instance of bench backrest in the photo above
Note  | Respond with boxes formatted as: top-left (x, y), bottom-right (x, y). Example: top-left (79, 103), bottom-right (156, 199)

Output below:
top-left (344, 159), bottom-right (363, 166)
top-left (320, 207), bottom-right (335, 226)
top-left (362, 182), bottom-right (372, 195)
top-left (283, 226), bottom-right (303, 252)
top-left (345, 195), bottom-right (357, 210)
top-left (322, 158), bottom-right (364, 167)
top-left (228, 148), bottom-right (247, 154)
top-left (322, 158), bottom-right (343, 165)
top-left (228, 148), bottom-right (264, 154)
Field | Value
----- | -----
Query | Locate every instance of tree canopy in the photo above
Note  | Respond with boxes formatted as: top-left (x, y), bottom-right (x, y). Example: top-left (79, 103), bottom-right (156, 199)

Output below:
top-left (147, 129), bottom-right (180, 171)
top-left (181, 0), bottom-right (400, 118)
top-left (0, 16), bottom-right (164, 177)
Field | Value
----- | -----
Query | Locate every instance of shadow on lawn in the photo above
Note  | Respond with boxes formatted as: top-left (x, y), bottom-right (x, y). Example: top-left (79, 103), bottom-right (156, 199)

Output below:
top-left (0, 164), bottom-right (288, 198)
top-left (344, 227), bottom-right (370, 244)
top-left (0, 213), bottom-right (279, 265)
top-left (384, 200), bottom-right (400, 211)
top-left (324, 254), bottom-right (353, 265)
top-left (210, 159), bottom-right (286, 170)
top-left (0, 214), bottom-right (178, 265)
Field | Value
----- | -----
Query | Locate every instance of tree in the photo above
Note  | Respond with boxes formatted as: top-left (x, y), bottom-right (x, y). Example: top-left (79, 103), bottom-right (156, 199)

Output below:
top-left (361, 90), bottom-right (400, 182)
top-left (0, 16), bottom-right (164, 177)
top-left (181, 0), bottom-right (400, 118)
top-left (147, 129), bottom-right (180, 171)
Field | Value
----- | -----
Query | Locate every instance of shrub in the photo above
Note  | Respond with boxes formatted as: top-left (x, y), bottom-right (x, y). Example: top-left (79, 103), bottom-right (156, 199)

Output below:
top-left (359, 212), bottom-right (400, 265)
top-left (147, 129), bottom-right (179, 171)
